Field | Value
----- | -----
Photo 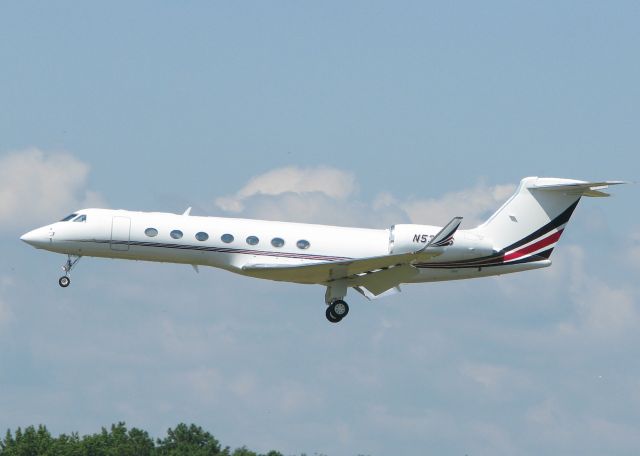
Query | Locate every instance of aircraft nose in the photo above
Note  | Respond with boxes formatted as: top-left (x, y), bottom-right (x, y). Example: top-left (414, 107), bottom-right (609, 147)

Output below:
top-left (20, 227), bottom-right (50, 248)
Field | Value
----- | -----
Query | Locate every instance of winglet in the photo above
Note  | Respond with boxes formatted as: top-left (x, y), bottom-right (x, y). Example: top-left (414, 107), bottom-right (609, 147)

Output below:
top-left (183, 207), bottom-right (192, 216)
top-left (418, 217), bottom-right (463, 252)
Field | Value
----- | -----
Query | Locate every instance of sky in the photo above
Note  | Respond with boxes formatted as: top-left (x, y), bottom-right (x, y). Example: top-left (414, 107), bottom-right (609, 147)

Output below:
top-left (0, 1), bottom-right (639, 455)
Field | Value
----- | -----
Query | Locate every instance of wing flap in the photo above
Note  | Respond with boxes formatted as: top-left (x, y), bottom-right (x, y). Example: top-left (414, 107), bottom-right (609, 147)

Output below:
top-left (352, 264), bottom-right (416, 295)
top-left (354, 285), bottom-right (401, 300)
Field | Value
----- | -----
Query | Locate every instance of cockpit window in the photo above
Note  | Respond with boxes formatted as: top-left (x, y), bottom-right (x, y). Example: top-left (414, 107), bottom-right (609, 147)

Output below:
top-left (60, 213), bottom-right (78, 222)
top-left (73, 214), bottom-right (87, 222)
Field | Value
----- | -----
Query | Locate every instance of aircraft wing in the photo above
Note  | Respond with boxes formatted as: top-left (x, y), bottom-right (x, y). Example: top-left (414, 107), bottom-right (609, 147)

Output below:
top-left (242, 249), bottom-right (439, 284)
top-left (242, 217), bottom-right (463, 293)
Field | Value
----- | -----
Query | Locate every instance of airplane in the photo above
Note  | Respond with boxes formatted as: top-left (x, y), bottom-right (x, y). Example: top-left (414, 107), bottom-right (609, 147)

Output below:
top-left (20, 177), bottom-right (625, 323)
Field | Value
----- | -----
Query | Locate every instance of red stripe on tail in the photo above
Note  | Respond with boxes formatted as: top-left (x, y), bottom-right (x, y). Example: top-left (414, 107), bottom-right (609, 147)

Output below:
top-left (503, 229), bottom-right (564, 262)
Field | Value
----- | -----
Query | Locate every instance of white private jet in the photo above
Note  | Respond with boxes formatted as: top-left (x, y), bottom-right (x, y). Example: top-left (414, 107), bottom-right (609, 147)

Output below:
top-left (21, 177), bottom-right (624, 323)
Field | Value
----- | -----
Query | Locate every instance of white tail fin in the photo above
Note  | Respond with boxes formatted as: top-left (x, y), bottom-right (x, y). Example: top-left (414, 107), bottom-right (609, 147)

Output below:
top-left (476, 177), bottom-right (625, 262)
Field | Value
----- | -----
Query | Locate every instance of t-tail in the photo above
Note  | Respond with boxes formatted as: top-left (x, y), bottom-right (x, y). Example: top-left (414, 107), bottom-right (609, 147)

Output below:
top-left (475, 177), bottom-right (626, 263)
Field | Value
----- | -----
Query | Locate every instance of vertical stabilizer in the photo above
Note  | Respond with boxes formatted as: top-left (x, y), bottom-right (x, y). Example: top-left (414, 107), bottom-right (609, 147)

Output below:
top-left (475, 177), bottom-right (623, 261)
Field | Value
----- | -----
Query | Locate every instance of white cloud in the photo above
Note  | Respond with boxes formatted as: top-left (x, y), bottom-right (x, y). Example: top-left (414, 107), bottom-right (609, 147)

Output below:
top-left (213, 166), bottom-right (515, 229)
top-left (0, 148), bottom-right (106, 229)
top-left (401, 182), bottom-right (516, 227)
top-left (506, 245), bottom-right (640, 338)
top-left (561, 245), bottom-right (639, 336)
top-left (215, 166), bottom-right (357, 213)
top-left (575, 281), bottom-right (637, 335)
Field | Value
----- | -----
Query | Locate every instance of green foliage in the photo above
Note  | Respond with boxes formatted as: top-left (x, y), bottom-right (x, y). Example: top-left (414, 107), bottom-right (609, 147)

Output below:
top-left (80, 422), bottom-right (154, 456)
top-left (230, 447), bottom-right (256, 456)
top-left (156, 423), bottom-right (227, 456)
top-left (230, 448), bottom-right (284, 456)
top-left (0, 425), bottom-right (58, 456)
top-left (0, 424), bottom-right (281, 456)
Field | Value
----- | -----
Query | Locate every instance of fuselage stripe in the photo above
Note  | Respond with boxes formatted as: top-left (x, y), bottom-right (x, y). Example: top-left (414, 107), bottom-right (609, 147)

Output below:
top-left (415, 250), bottom-right (552, 269)
top-left (74, 239), bottom-right (352, 262)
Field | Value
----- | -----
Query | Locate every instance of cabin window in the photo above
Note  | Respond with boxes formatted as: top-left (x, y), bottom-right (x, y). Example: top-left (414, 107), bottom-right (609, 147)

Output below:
top-left (296, 239), bottom-right (310, 250)
top-left (60, 213), bottom-right (78, 222)
top-left (145, 228), bottom-right (158, 237)
top-left (195, 232), bottom-right (209, 241)
top-left (170, 230), bottom-right (183, 240)
top-left (73, 214), bottom-right (87, 222)
top-left (246, 235), bottom-right (259, 246)
top-left (271, 237), bottom-right (285, 248)
top-left (221, 234), bottom-right (234, 243)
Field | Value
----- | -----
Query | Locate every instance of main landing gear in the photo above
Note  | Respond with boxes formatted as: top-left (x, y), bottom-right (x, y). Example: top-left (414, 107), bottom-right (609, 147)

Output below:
top-left (59, 255), bottom-right (81, 288)
top-left (324, 280), bottom-right (349, 323)
top-left (326, 299), bottom-right (349, 323)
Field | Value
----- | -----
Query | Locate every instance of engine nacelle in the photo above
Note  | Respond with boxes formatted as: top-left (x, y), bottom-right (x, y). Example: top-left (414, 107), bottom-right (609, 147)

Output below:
top-left (389, 224), bottom-right (495, 261)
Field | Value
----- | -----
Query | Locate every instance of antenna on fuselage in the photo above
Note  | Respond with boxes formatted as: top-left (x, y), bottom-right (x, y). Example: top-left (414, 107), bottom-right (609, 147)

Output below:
top-left (182, 207), bottom-right (192, 216)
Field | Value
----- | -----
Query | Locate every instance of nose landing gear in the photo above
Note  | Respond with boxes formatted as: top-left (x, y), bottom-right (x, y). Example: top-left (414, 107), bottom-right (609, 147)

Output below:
top-left (59, 255), bottom-right (81, 288)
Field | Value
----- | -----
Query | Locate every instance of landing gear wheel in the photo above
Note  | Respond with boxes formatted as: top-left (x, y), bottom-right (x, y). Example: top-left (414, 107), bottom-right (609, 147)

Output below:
top-left (325, 299), bottom-right (349, 323)
top-left (59, 276), bottom-right (70, 288)
top-left (326, 306), bottom-right (341, 323)
top-left (331, 300), bottom-right (349, 319)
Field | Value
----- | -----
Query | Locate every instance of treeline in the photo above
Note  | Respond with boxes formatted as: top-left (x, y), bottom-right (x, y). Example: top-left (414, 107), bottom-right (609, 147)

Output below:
top-left (0, 422), bottom-right (284, 456)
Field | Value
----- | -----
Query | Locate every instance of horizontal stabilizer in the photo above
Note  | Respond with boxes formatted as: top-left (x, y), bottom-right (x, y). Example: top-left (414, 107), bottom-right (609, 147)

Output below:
top-left (531, 179), bottom-right (627, 197)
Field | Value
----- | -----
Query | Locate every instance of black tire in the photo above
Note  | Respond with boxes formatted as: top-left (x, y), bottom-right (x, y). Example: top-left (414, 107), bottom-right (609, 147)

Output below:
top-left (325, 306), bottom-right (341, 323)
top-left (331, 300), bottom-right (349, 318)
top-left (59, 276), bottom-right (70, 288)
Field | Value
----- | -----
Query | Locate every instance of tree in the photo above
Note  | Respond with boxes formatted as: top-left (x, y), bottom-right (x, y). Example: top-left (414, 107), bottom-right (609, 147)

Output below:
top-left (156, 423), bottom-right (229, 456)
top-left (48, 433), bottom-right (82, 456)
top-left (79, 422), bottom-right (154, 456)
top-left (0, 425), bottom-right (55, 456)
top-left (230, 446), bottom-right (285, 456)
top-left (231, 448), bottom-right (256, 456)
top-left (0, 423), bottom-right (279, 456)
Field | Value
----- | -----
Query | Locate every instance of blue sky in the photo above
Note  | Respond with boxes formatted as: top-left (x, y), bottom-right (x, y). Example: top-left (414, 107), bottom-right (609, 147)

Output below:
top-left (1, 2), bottom-right (639, 455)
